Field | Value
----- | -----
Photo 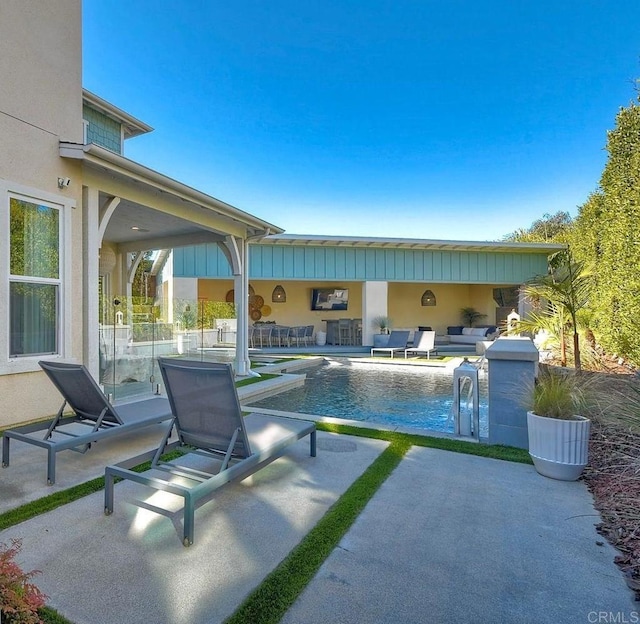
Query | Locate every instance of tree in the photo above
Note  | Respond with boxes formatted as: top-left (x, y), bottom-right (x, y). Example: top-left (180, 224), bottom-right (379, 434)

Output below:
top-left (520, 256), bottom-right (590, 372)
top-left (503, 211), bottom-right (573, 243)
top-left (131, 251), bottom-right (154, 300)
top-left (571, 98), bottom-right (640, 366)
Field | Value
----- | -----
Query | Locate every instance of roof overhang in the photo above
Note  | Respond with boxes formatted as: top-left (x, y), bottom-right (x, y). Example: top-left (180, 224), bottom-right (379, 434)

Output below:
top-left (82, 89), bottom-right (154, 139)
top-left (60, 141), bottom-right (283, 251)
top-left (261, 233), bottom-right (565, 254)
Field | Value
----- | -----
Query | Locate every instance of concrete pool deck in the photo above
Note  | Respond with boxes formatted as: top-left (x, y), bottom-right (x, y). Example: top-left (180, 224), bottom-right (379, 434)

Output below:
top-left (0, 423), bottom-right (636, 623)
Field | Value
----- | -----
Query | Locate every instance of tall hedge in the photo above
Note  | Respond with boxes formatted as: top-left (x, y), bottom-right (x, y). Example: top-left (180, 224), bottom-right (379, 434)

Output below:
top-left (572, 101), bottom-right (640, 365)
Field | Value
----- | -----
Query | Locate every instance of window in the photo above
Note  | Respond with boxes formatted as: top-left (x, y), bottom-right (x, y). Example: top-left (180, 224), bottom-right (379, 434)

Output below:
top-left (9, 196), bottom-right (61, 357)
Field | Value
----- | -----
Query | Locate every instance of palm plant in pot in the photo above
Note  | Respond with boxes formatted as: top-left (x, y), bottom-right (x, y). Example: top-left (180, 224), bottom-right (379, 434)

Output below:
top-left (371, 315), bottom-right (392, 348)
top-left (460, 307), bottom-right (487, 328)
top-left (525, 366), bottom-right (593, 481)
top-left (372, 315), bottom-right (391, 334)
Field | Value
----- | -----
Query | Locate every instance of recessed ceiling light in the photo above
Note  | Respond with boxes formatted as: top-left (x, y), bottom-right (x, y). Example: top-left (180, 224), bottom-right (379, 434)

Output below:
top-left (131, 226), bottom-right (150, 232)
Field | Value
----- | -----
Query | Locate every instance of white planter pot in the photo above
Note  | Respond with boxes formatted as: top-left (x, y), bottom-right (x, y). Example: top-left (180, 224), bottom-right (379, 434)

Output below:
top-left (527, 411), bottom-right (590, 481)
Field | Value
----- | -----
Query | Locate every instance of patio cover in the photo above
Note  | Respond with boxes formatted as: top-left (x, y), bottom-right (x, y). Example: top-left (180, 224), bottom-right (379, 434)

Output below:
top-left (60, 140), bottom-right (283, 378)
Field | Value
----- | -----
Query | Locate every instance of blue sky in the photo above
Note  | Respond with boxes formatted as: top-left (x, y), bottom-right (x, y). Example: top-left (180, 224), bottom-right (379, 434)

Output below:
top-left (83, 1), bottom-right (640, 241)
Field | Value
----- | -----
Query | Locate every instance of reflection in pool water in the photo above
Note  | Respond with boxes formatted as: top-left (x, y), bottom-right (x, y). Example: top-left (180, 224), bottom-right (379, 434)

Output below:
top-left (247, 359), bottom-right (487, 435)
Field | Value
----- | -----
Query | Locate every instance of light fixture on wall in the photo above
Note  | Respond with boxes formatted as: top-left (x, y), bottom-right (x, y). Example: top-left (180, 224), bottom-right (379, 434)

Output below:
top-left (57, 177), bottom-right (71, 189)
top-left (421, 289), bottom-right (436, 306)
top-left (272, 284), bottom-right (286, 303)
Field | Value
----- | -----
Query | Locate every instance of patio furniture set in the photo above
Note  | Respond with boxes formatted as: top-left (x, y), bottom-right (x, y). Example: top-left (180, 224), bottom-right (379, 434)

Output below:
top-left (370, 330), bottom-right (438, 359)
top-left (249, 324), bottom-right (315, 348)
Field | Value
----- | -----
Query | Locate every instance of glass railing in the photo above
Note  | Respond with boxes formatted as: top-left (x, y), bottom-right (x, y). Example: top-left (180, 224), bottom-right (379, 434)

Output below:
top-left (98, 297), bottom-right (237, 402)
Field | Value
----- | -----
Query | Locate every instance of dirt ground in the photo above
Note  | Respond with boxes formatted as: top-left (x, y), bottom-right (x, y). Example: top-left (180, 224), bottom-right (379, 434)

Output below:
top-left (575, 358), bottom-right (640, 601)
top-left (583, 419), bottom-right (640, 600)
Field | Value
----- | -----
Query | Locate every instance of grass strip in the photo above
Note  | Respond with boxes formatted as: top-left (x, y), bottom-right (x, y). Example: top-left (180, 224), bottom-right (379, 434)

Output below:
top-left (236, 373), bottom-right (280, 387)
top-left (315, 422), bottom-right (533, 464)
top-left (40, 606), bottom-right (74, 624)
top-left (224, 438), bottom-right (411, 624)
top-left (0, 477), bottom-right (105, 532)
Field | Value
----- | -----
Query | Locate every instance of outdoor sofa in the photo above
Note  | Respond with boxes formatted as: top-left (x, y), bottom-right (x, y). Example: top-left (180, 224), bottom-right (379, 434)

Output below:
top-left (446, 326), bottom-right (499, 345)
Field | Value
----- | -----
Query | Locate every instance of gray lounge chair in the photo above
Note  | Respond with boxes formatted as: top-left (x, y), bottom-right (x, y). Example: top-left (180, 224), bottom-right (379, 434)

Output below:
top-left (104, 358), bottom-right (316, 546)
top-left (1, 361), bottom-right (172, 484)
top-left (370, 330), bottom-right (410, 358)
top-left (404, 330), bottom-right (437, 359)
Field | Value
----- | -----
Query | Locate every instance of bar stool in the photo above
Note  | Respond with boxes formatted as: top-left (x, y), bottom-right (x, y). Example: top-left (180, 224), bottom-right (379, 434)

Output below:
top-left (272, 325), bottom-right (290, 347)
top-left (255, 325), bottom-right (272, 347)
top-left (338, 318), bottom-right (352, 345)
top-left (351, 318), bottom-right (362, 345)
top-left (304, 325), bottom-right (314, 346)
top-left (288, 326), bottom-right (306, 347)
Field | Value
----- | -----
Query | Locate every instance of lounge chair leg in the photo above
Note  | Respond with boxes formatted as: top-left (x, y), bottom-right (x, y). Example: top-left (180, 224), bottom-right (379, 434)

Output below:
top-left (183, 493), bottom-right (195, 546)
top-left (2, 435), bottom-right (9, 468)
top-left (310, 430), bottom-right (317, 457)
top-left (47, 450), bottom-right (56, 485)
top-left (104, 468), bottom-right (115, 515)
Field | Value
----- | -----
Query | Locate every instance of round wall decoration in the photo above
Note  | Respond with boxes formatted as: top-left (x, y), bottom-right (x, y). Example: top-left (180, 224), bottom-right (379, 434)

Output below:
top-left (250, 309), bottom-right (262, 321)
top-left (261, 304), bottom-right (272, 317)
top-left (253, 295), bottom-right (264, 309)
top-left (228, 287), bottom-right (255, 302)
top-left (98, 244), bottom-right (117, 275)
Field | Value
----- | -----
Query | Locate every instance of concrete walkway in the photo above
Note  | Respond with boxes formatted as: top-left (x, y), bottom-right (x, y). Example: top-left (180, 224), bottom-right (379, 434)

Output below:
top-left (0, 432), bottom-right (636, 623)
top-left (283, 447), bottom-right (637, 624)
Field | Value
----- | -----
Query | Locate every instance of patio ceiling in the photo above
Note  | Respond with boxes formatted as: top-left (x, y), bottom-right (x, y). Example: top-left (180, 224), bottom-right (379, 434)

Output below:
top-left (60, 141), bottom-right (283, 252)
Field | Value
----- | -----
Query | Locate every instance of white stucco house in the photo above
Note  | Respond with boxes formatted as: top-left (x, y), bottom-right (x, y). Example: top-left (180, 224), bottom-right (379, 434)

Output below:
top-left (0, 1), bottom-right (281, 428)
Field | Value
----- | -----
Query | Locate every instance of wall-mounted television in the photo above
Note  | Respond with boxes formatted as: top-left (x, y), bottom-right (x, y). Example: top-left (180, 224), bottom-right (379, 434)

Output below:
top-left (311, 288), bottom-right (349, 311)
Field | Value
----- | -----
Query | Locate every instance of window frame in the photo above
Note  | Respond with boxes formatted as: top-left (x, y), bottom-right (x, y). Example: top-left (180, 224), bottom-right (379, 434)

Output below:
top-left (0, 180), bottom-right (74, 374)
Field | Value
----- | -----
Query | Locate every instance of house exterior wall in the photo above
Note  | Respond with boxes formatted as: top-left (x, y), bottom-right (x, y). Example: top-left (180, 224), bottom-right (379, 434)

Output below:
top-left (174, 243), bottom-right (549, 284)
top-left (82, 105), bottom-right (123, 154)
top-left (172, 243), bottom-right (548, 340)
top-left (388, 282), bottom-right (497, 334)
top-left (196, 279), bottom-right (364, 334)
top-left (192, 278), bottom-right (500, 338)
top-left (0, 0), bottom-right (83, 427)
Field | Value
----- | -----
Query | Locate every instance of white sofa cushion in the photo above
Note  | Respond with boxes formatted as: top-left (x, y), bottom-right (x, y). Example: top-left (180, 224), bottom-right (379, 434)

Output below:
top-left (462, 327), bottom-right (474, 335)
top-left (471, 328), bottom-right (487, 336)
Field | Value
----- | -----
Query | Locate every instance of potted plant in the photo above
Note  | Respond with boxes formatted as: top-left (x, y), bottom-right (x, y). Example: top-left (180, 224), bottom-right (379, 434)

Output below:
top-left (372, 316), bottom-right (392, 348)
top-left (372, 315), bottom-right (391, 334)
top-left (524, 366), bottom-right (592, 481)
top-left (460, 307), bottom-right (487, 327)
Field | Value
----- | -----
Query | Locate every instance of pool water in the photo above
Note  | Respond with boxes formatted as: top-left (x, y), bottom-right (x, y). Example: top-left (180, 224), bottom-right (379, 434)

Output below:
top-left (247, 360), bottom-right (488, 435)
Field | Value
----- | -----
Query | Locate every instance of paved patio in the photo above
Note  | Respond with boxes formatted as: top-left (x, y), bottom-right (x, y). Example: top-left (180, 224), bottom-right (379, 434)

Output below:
top-left (0, 420), bottom-right (636, 624)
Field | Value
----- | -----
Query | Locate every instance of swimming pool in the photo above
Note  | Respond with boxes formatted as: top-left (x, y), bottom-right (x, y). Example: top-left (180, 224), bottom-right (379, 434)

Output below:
top-left (247, 359), bottom-right (488, 435)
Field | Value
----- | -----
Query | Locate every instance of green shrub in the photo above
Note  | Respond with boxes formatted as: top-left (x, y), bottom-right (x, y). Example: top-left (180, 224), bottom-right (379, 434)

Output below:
top-left (525, 366), bottom-right (594, 419)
